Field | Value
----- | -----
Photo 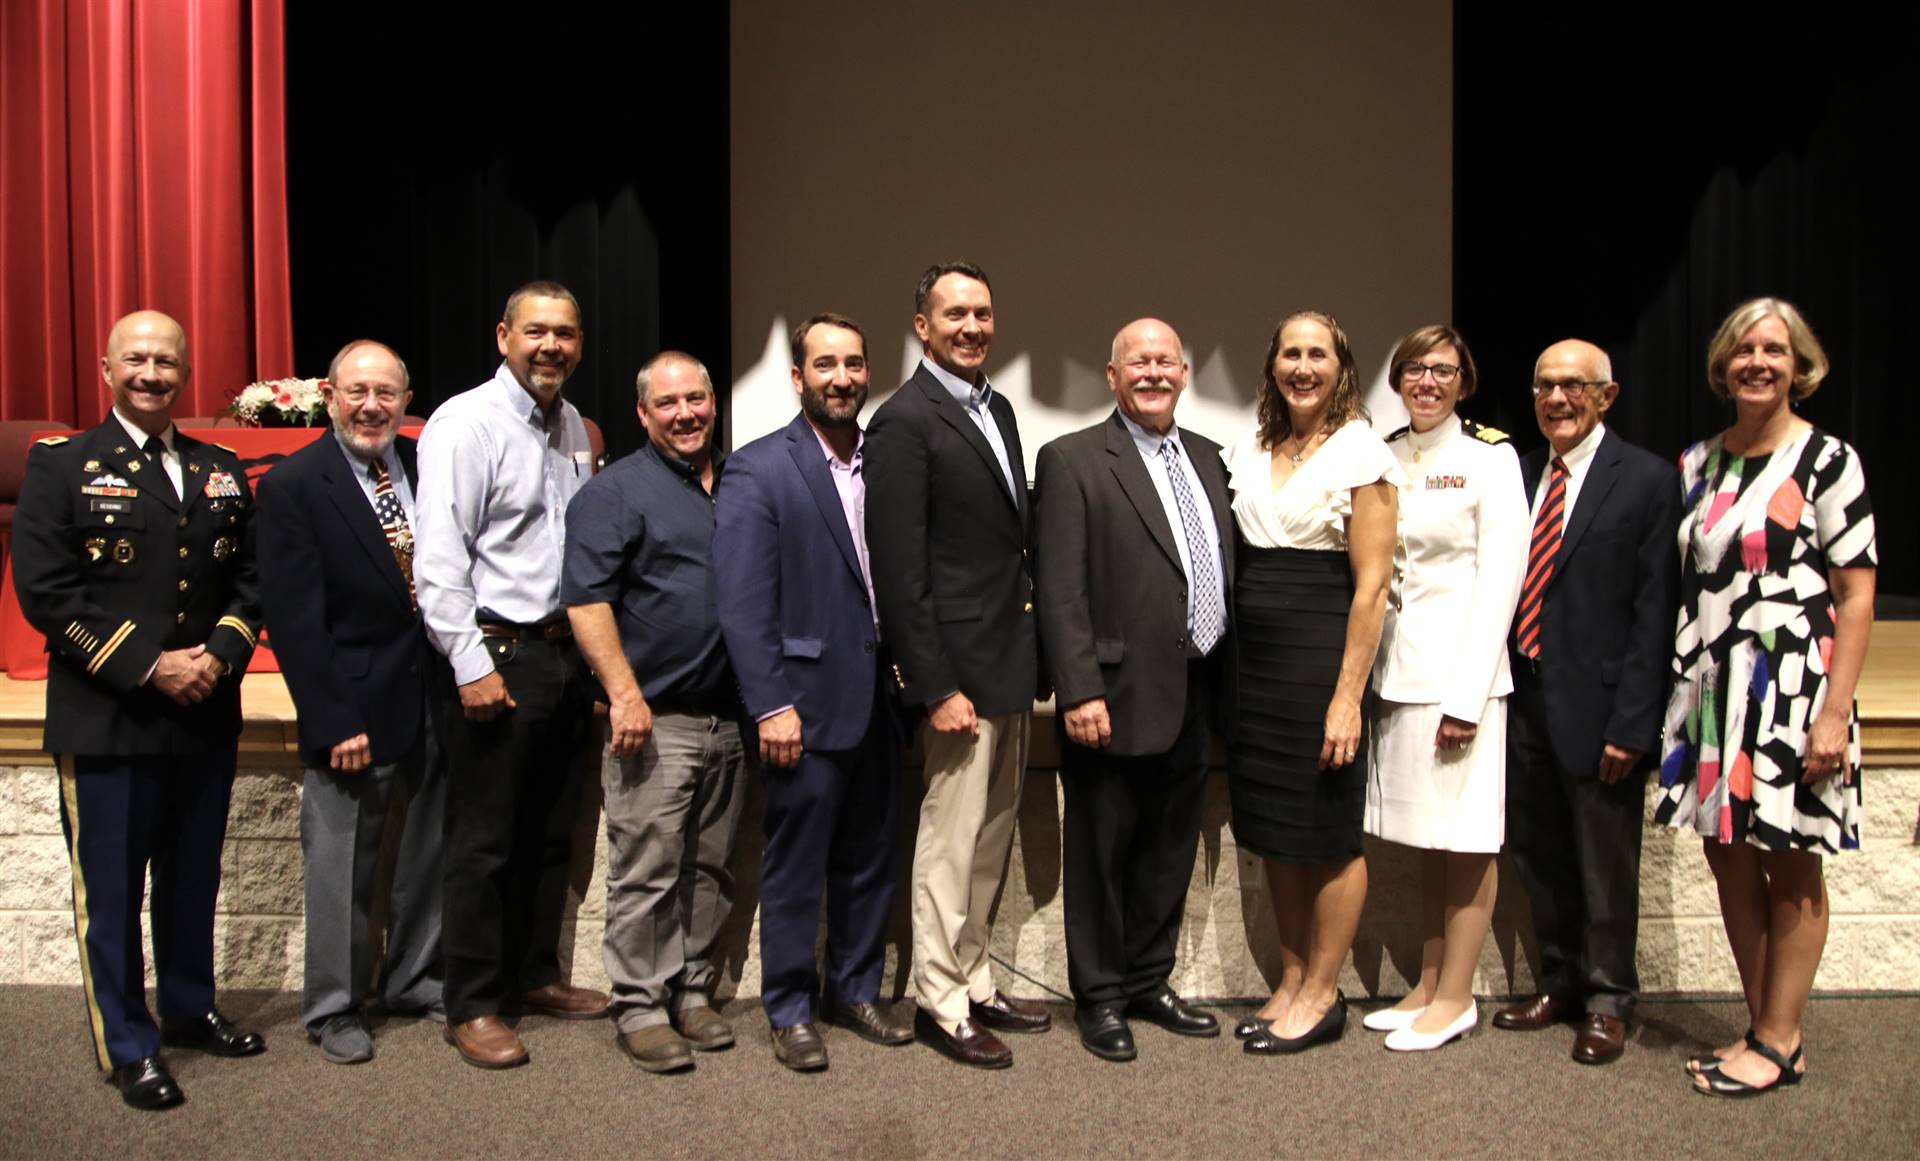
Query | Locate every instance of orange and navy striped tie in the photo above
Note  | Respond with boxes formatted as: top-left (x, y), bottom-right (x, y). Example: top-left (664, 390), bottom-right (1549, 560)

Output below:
top-left (1514, 457), bottom-right (1568, 659)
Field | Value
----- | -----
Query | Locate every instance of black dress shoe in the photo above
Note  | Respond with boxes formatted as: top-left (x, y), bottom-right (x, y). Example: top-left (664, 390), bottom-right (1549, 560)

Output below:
top-left (107, 1057), bottom-right (183, 1111)
top-left (1244, 991), bottom-right (1346, 1055)
top-left (914, 1008), bottom-right (1012, 1069)
top-left (969, 990), bottom-right (1052, 1034)
top-left (1075, 1007), bottom-right (1137, 1062)
top-left (1125, 989), bottom-right (1220, 1038)
top-left (1234, 1015), bottom-right (1271, 1040)
top-left (160, 1009), bottom-right (266, 1057)
top-left (826, 1001), bottom-right (914, 1046)
top-left (770, 1022), bottom-right (829, 1072)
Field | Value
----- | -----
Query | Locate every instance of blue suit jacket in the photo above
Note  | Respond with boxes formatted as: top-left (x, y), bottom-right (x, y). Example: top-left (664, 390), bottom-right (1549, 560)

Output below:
top-left (714, 412), bottom-right (887, 752)
top-left (255, 433), bottom-right (432, 769)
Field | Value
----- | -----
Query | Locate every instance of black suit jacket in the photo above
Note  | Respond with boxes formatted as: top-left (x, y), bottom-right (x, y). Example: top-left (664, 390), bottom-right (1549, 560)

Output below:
top-left (255, 433), bottom-right (430, 769)
top-left (865, 362), bottom-right (1038, 718)
top-left (1035, 412), bottom-right (1233, 756)
top-left (1518, 429), bottom-right (1682, 774)
top-left (13, 418), bottom-right (261, 754)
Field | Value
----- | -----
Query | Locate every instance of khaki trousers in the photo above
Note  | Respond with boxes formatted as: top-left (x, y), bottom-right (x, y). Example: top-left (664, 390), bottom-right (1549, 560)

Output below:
top-left (910, 710), bottom-right (1029, 1030)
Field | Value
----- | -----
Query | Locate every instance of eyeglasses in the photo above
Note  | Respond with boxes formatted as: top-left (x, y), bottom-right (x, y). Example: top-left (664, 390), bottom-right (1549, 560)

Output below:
top-left (1398, 361), bottom-right (1460, 385)
top-left (331, 385), bottom-right (406, 405)
top-left (1529, 379), bottom-right (1606, 399)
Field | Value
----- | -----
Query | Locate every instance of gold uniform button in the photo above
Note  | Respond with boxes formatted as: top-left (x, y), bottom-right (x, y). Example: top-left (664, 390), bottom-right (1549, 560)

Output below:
top-left (178, 516), bottom-right (189, 528)
top-left (177, 547), bottom-right (188, 559)
top-left (1023, 601), bottom-right (1033, 614)
top-left (178, 580), bottom-right (189, 591)
top-left (104, 515), bottom-right (115, 524)
top-left (175, 612), bottom-right (186, 624)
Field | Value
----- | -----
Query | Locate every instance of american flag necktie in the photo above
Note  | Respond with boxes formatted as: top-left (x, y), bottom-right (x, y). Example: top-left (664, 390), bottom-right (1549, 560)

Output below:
top-left (368, 458), bottom-right (416, 609)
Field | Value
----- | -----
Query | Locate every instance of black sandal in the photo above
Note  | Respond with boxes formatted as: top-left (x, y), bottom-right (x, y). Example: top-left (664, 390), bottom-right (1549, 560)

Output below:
top-left (1685, 1027), bottom-right (1752, 1075)
top-left (1693, 1034), bottom-right (1801, 1098)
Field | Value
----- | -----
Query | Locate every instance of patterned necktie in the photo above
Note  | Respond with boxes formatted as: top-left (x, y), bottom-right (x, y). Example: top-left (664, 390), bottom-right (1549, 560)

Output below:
top-left (368, 457), bottom-right (416, 609)
top-left (1161, 440), bottom-right (1224, 655)
top-left (1514, 456), bottom-right (1569, 659)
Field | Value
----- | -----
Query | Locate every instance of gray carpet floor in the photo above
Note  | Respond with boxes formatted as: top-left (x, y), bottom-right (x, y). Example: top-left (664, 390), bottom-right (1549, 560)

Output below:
top-left (2, 987), bottom-right (1915, 1160)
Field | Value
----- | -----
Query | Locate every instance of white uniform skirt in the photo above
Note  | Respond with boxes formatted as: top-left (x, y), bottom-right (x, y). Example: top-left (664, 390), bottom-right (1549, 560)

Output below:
top-left (1364, 697), bottom-right (1506, 853)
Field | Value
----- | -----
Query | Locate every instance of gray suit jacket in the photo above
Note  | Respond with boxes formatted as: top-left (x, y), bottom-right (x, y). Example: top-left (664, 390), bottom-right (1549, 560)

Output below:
top-left (1034, 410), bottom-right (1233, 756)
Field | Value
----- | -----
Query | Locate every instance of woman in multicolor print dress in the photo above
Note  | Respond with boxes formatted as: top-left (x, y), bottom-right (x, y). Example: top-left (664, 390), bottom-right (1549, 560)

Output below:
top-left (1655, 297), bottom-right (1877, 1098)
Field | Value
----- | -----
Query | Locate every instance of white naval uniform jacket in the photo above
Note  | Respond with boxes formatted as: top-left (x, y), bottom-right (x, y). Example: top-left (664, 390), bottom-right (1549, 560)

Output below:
top-left (1372, 414), bottom-right (1530, 724)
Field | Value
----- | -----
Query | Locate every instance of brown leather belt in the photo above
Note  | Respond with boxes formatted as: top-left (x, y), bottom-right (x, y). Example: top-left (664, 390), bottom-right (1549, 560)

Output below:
top-left (478, 620), bottom-right (573, 642)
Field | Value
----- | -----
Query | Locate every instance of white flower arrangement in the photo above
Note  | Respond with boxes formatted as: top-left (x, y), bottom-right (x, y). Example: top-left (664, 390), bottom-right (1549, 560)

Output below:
top-left (229, 377), bottom-right (327, 427)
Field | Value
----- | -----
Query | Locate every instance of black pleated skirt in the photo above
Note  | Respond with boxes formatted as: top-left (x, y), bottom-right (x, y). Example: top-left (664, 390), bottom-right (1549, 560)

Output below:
top-left (1228, 544), bottom-right (1366, 865)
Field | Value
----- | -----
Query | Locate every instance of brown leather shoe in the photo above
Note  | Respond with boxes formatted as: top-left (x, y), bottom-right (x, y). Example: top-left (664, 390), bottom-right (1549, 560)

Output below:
top-left (1572, 1012), bottom-right (1627, 1065)
top-left (444, 1016), bottom-right (529, 1069)
top-left (516, 983), bottom-right (610, 1020)
top-left (826, 1001), bottom-right (914, 1046)
top-left (672, 1005), bottom-right (735, 1051)
top-left (970, 990), bottom-right (1052, 1034)
top-left (617, 1024), bottom-right (694, 1073)
top-left (1492, 993), bottom-right (1574, 1031)
top-left (914, 1008), bottom-right (1012, 1069)
top-left (770, 1022), bottom-right (829, 1072)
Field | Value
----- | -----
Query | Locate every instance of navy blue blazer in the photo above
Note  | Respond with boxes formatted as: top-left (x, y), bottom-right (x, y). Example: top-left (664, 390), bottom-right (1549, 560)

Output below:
top-left (713, 412), bottom-right (887, 753)
top-left (255, 433), bottom-right (432, 769)
top-left (1516, 428), bottom-right (1682, 775)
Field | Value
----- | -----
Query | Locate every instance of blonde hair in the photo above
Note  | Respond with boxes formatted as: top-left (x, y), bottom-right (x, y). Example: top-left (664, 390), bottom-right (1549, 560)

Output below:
top-left (1705, 297), bottom-right (1829, 401)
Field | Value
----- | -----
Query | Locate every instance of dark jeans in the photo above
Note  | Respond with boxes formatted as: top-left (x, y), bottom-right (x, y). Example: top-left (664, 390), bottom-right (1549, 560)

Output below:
top-left (439, 636), bottom-right (593, 1024)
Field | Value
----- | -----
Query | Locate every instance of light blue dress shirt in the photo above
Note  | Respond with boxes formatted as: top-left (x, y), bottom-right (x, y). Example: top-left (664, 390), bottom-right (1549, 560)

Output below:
top-left (921, 356), bottom-right (1017, 498)
top-left (331, 428), bottom-right (415, 523)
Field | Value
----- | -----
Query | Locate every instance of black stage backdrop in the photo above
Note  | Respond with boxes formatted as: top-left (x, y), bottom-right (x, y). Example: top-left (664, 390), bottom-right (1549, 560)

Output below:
top-left (283, 6), bottom-right (729, 465)
top-left (1454, 11), bottom-right (1917, 599)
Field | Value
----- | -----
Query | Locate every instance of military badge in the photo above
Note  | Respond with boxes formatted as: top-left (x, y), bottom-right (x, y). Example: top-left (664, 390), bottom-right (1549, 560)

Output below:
top-left (203, 471), bottom-right (242, 499)
top-left (84, 459), bottom-right (102, 472)
top-left (112, 539), bottom-right (136, 565)
top-left (212, 536), bottom-right (234, 561)
top-left (84, 537), bottom-right (107, 563)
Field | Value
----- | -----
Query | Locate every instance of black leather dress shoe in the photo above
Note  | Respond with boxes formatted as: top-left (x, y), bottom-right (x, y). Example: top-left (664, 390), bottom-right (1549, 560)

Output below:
top-left (107, 1056), bottom-right (184, 1111)
top-left (1234, 1015), bottom-right (1271, 1040)
top-left (1125, 989), bottom-right (1220, 1038)
top-left (969, 991), bottom-right (1052, 1034)
top-left (914, 1008), bottom-right (1012, 1069)
top-left (826, 1001), bottom-right (914, 1046)
top-left (160, 1010), bottom-right (266, 1057)
top-left (1244, 991), bottom-right (1347, 1055)
top-left (770, 1022), bottom-right (830, 1072)
top-left (1075, 1007), bottom-right (1137, 1062)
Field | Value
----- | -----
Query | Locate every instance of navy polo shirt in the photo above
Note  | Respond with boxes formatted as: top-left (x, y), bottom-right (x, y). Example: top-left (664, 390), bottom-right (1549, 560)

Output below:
top-left (560, 442), bottom-right (736, 711)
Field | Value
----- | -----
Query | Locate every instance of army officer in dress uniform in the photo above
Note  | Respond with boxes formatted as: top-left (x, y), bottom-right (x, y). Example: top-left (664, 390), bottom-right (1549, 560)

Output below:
top-left (13, 310), bottom-right (267, 1111)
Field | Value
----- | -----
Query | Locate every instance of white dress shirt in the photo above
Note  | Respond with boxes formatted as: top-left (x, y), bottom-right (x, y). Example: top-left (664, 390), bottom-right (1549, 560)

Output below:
top-left (1119, 413), bottom-right (1226, 642)
top-left (1531, 422), bottom-right (1607, 518)
top-left (112, 409), bottom-right (182, 498)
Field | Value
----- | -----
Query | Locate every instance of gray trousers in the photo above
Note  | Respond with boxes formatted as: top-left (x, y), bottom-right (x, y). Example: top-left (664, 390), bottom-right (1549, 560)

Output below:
top-left (299, 723), bottom-right (446, 1032)
top-left (602, 711), bottom-right (746, 1033)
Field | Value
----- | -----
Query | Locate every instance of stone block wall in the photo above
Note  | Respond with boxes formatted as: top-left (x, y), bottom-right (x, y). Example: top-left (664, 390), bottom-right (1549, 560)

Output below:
top-left (3, 758), bottom-right (1916, 1000)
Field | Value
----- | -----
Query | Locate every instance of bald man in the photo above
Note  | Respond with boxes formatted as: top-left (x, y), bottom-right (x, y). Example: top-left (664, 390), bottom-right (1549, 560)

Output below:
top-left (14, 310), bottom-right (266, 1109)
top-left (1034, 319), bottom-right (1232, 1061)
top-left (1495, 340), bottom-right (1680, 1065)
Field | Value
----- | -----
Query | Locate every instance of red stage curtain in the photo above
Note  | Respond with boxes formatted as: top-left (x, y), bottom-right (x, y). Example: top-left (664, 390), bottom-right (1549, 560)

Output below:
top-left (0, 0), bottom-right (292, 425)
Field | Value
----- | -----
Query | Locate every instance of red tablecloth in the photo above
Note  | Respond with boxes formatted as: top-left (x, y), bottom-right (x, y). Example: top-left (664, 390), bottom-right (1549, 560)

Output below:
top-left (1, 425), bottom-right (418, 678)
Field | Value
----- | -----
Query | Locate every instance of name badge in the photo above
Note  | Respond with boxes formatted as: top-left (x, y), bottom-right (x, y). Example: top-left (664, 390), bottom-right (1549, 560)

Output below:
top-left (1424, 475), bottom-right (1468, 490)
top-left (88, 497), bottom-right (132, 514)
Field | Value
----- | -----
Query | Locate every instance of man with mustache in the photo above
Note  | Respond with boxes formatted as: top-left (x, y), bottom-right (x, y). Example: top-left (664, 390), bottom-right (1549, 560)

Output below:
top-left (1495, 339), bottom-right (1681, 1065)
top-left (562, 351), bottom-right (745, 1074)
top-left (256, 339), bottom-right (445, 1065)
top-left (1034, 319), bottom-right (1231, 1061)
top-left (714, 314), bottom-right (912, 1071)
top-left (415, 282), bottom-right (609, 1069)
top-left (867, 262), bottom-right (1048, 1069)
top-left (14, 309), bottom-right (266, 1109)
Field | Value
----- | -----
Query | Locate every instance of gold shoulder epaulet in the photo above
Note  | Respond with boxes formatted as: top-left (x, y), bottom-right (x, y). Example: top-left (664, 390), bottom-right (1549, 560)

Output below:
top-left (36, 435), bottom-right (68, 446)
top-left (1467, 421), bottom-right (1511, 446)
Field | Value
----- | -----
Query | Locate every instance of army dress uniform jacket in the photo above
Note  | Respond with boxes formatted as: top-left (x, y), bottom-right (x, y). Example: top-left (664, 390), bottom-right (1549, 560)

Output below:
top-left (13, 419), bottom-right (261, 755)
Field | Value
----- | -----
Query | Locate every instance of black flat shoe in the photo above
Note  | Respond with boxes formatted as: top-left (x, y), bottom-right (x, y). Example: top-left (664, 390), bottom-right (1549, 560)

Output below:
top-left (1686, 1026), bottom-right (1753, 1075)
top-left (107, 1056), bottom-right (183, 1111)
top-left (1244, 991), bottom-right (1346, 1055)
top-left (160, 1009), bottom-right (266, 1057)
top-left (1234, 1015), bottom-right (1271, 1040)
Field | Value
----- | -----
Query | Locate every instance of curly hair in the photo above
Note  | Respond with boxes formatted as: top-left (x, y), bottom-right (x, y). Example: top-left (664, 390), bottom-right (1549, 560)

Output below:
top-left (1256, 310), bottom-right (1365, 450)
